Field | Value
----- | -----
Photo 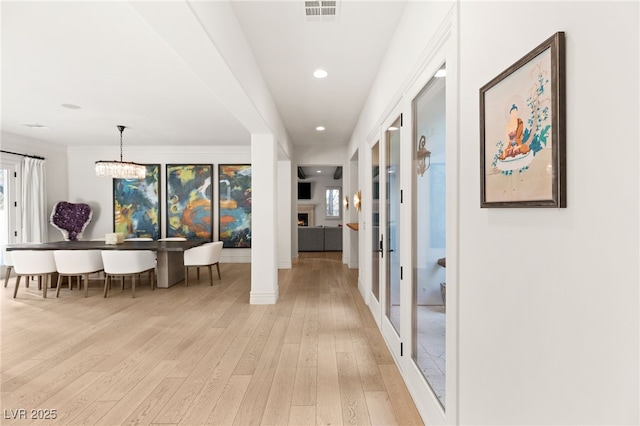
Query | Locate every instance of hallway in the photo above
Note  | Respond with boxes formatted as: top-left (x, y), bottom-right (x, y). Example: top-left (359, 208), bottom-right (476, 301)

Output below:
top-left (1, 252), bottom-right (423, 425)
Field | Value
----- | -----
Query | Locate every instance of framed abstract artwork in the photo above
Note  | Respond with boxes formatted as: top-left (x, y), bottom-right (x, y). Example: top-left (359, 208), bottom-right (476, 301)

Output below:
top-left (113, 164), bottom-right (160, 239)
top-left (166, 164), bottom-right (213, 240)
top-left (219, 164), bottom-right (251, 248)
top-left (480, 31), bottom-right (566, 208)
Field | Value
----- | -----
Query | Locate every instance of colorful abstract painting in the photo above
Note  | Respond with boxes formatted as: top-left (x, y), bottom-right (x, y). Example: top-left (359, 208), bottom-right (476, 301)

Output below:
top-left (219, 164), bottom-right (251, 248)
top-left (113, 164), bottom-right (160, 239)
top-left (166, 164), bottom-right (213, 240)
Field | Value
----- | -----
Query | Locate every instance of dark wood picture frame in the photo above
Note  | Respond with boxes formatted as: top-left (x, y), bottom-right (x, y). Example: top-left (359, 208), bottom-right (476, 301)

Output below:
top-left (480, 31), bottom-right (566, 208)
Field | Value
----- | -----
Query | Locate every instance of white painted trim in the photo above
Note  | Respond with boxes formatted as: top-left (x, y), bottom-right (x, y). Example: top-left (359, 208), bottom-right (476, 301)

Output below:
top-left (68, 145), bottom-right (251, 155)
top-left (278, 260), bottom-right (292, 269)
top-left (249, 290), bottom-right (279, 305)
top-left (220, 253), bottom-right (250, 263)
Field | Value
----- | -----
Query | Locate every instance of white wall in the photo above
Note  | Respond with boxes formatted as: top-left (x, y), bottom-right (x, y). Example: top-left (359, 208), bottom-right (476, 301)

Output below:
top-left (67, 144), bottom-right (252, 263)
top-left (350, 1), bottom-right (639, 425)
top-left (1, 131), bottom-right (68, 243)
top-left (457, 2), bottom-right (639, 424)
top-left (347, 157), bottom-right (359, 268)
top-left (278, 159), bottom-right (292, 268)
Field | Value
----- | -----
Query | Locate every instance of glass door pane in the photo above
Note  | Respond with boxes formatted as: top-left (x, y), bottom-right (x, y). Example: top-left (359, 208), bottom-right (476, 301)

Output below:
top-left (0, 163), bottom-right (17, 278)
top-left (371, 141), bottom-right (380, 302)
top-left (385, 117), bottom-right (402, 333)
top-left (412, 66), bottom-right (447, 407)
top-left (0, 168), bottom-right (7, 269)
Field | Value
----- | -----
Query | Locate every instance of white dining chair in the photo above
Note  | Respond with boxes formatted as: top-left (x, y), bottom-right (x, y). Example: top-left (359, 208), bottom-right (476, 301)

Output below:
top-left (183, 241), bottom-right (223, 286)
top-left (11, 250), bottom-right (57, 298)
top-left (158, 237), bottom-right (187, 241)
top-left (3, 249), bottom-right (13, 288)
top-left (54, 250), bottom-right (104, 297)
top-left (101, 250), bottom-right (156, 298)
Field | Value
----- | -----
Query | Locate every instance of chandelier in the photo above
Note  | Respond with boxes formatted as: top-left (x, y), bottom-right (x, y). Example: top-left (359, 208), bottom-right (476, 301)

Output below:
top-left (95, 125), bottom-right (145, 179)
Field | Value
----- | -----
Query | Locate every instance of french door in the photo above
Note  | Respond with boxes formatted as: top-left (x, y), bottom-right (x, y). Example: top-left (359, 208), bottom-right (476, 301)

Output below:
top-left (370, 112), bottom-right (405, 364)
top-left (1, 160), bottom-right (20, 278)
top-left (369, 140), bottom-right (382, 321)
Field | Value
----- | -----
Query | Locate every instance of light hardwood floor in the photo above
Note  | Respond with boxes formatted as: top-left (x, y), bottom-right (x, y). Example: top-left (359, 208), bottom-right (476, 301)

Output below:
top-left (1, 252), bottom-right (423, 425)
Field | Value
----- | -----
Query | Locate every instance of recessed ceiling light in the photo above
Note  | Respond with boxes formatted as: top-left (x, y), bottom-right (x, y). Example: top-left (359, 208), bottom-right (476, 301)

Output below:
top-left (316, 126), bottom-right (325, 131)
top-left (313, 69), bottom-right (328, 79)
top-left (317, 170), bottom-right (322, 173)
top-left (435, 69), bottom-right (446, 78)
top-left (61, 103), bottom-right (81, 109)
top-left (388, 126), bottom-right (399, 131)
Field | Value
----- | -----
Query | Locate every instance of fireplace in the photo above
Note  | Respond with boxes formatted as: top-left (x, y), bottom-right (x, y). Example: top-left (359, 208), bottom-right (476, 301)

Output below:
top-left (297, 204), bottom-right (315, 227)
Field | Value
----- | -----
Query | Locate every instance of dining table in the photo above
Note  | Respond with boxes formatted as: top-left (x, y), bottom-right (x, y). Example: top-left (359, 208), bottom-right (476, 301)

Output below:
top-left (5, 240), bottom-right (205, 288)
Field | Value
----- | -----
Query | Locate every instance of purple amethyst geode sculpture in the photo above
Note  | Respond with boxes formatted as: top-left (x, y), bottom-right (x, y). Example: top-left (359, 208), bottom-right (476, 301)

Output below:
top-left (50, 201), bottom-right (93, 241)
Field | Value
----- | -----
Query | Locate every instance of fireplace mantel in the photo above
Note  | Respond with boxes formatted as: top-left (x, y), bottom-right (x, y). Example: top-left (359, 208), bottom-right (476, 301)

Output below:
top-left (298, 204), bottom-right (315, 227)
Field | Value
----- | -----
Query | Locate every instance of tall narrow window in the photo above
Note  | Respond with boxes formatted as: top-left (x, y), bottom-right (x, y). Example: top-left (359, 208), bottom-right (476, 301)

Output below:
top-left (325, 187), bottom-right (341, 218)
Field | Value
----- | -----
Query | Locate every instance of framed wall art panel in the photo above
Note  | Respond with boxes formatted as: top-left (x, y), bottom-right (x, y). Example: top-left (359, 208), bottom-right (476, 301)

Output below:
top-left (166, 164), bottom-right (213, 241)
top-left (113, 164), bottom-right (160, 239)
top-left (480, 31), bottom-right (566, 208)
top-left (219, 164), bottom-right (251, 248)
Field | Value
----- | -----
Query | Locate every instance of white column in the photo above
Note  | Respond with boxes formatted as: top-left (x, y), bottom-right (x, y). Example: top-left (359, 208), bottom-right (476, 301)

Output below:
top-left (277, 160), bottom-right (292, 269)
top-left (250, 134), bottom-right (279, 304)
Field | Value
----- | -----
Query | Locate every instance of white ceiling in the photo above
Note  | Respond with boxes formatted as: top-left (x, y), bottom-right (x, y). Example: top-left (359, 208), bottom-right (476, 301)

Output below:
top-left (1, 1), bottom-right (407, 152)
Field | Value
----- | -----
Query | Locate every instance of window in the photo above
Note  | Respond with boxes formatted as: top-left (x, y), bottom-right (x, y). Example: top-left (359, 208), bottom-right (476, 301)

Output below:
top-left (325, 187), bottom-right (341, 219)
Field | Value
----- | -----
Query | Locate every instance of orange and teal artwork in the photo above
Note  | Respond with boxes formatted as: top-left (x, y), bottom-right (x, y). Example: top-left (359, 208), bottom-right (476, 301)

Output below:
top-left (166, 164), bottom-right (213, 241)
top-left (219, 164), bottom-right (251, 248)
top-left (113, 164), bottom-right (160, 239)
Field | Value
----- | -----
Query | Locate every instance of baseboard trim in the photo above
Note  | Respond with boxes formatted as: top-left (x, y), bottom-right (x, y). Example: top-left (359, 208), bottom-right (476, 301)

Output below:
top-left (249, 289), bottom-right (279, 305)
top-left (278, 260), bottom-right (292, 269)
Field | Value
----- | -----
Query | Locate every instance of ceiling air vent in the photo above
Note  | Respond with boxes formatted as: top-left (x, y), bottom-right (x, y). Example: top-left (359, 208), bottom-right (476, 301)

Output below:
top-left (304, 0), bottom-right (339, 22)
top-left (21, 123), bottom-right (50, 129)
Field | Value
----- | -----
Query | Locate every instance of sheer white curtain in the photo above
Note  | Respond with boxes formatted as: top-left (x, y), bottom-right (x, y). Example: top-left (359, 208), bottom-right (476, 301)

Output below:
top-left (21, 157), bottom-right (47, 242)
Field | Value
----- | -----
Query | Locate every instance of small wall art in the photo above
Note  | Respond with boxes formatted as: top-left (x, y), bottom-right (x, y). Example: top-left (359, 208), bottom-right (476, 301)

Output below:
top-left (166, 164), bottom-right (213, 240)
top-left (219, 164), bottom-right (251, 248)
top-left (480, 32), bottom-right (566, 208)
top-left (113, 164), bottom-right (160, 239)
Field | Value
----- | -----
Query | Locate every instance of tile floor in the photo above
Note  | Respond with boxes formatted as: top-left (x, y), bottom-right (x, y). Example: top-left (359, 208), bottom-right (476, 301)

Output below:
top-left (416, 305), bottom-right (446, 406)
top-left (388, 304), bottom-right (446, 407)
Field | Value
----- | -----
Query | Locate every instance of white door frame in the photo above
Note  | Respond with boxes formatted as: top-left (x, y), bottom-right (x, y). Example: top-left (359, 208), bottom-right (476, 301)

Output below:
top-left (1, 157), bottom-right (21, 277)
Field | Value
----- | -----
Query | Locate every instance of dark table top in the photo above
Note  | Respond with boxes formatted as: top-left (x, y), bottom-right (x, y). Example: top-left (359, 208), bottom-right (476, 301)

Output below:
top-left (6, 240), bottom-right (205, 252)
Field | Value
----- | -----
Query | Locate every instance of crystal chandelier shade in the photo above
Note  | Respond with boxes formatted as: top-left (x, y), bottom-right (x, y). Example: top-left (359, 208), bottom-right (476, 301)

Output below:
top-left (95, 125), bottom-right (146, 179)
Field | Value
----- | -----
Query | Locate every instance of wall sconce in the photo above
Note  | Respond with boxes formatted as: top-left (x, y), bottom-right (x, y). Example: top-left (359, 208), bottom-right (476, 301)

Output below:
top-left (353, 190), bottom-right (362, 212)
top-left (416, 135), bottom-right (431, 176)
top-left (344, 195), bottom-right (349, 210)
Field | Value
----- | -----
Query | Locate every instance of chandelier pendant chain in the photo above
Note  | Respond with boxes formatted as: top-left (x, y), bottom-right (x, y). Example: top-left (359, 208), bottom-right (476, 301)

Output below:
top-left (118, 125), bottom-right (125, 162)
top-left (95, 124), bottom-right (146, 179)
